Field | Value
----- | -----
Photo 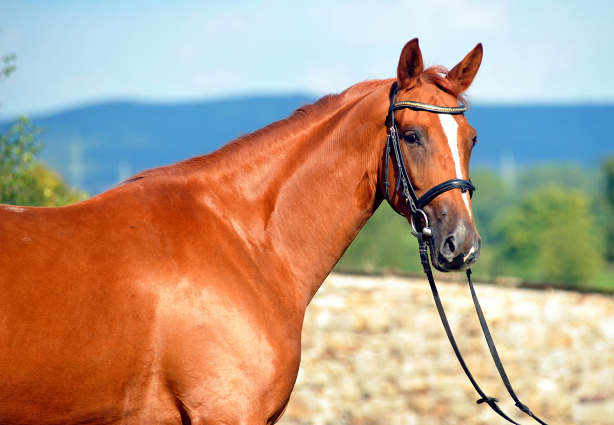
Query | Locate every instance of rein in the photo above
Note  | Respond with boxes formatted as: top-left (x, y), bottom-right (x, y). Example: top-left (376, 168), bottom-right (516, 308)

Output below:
top-left (384, 83), bottom-right (548, 425)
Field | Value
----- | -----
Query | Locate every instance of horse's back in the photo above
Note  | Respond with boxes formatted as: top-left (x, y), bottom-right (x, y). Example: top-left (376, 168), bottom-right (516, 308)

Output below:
top-left (0, 191), bottom-right (182, 422)
top-left (0, 180), bottom-right (300, 423)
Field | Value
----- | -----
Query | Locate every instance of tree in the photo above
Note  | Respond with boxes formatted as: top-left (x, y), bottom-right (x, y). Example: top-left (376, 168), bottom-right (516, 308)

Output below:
top-left (1, 49), bottom-right (16, 112)
top-left (493, 186), bottom-right (602, 284)
top-left (0, 117), bottom-right (88, 206)
top-left (604, 155), bottom-right (614, 262)
top-left (336, 204), bottom-right (423, 274)
top-left (1, 52), bottom-right (16, 80)
top-left (1, 44), bottom-right (88, 206)
top-left (0, 116), bottom-right (43, 204)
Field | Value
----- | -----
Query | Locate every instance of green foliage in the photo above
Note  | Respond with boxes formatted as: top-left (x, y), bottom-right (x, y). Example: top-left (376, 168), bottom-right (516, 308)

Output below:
top-left (492, 187), bottom-right (602, 284)
top-left (337, 164), bottom-right (610, 288)
top-left (604, 155), bottom-right (614, 261)
top-left (0, 117), bottom-right (43, 205)
top-left (517, 163), bottom-right (599, 195)
top-left (1, 42), bottom-right (87, 207)
top-left (605, 156), bottom-right (614, 208)
top-left (335, 204), bottom-right (423, 274)
top-left (469, 170), bottom-right (514, 243)
top-left (0, 117), bottom-right (88, 206)
top-left (1, 52), bottom-right (16, 80)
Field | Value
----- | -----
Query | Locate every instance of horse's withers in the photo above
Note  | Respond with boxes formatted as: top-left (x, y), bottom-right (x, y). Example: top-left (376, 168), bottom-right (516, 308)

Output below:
top-left (0, 39), bottom-right (487, 424)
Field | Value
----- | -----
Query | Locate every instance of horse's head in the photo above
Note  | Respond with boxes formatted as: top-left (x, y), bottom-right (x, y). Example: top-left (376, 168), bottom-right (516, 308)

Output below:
top-left (382, 39), bottom-right (482, 272)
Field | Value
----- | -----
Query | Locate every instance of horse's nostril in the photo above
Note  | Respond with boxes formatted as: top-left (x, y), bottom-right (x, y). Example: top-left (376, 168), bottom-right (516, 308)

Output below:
top-left (443, 235), bottom-right (456, 257)
top-left (438, 227), bottom-right (480, 270)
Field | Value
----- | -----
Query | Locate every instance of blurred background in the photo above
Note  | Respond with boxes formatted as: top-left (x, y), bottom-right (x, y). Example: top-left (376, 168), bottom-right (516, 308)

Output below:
top-left (1, 0), bottom-right (613, 289)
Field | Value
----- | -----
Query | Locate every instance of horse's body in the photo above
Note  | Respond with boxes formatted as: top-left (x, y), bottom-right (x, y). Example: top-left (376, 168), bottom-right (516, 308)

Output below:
top-left (0, 39), bottom-right (482, 424)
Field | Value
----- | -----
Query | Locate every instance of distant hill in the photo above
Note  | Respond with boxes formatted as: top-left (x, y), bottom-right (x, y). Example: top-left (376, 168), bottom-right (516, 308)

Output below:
top-left (2, 96), bottom-right (613, 194)
top-left (466, 104), bottom-right (614, 170)
top-left (19, 95), bottom-right (316, 194)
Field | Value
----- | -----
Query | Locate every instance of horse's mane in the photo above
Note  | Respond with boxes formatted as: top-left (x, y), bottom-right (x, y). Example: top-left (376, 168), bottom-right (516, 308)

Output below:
top-left (124, 67), bottom-right (464, 184)
top-left (234, 79), bottom-right (389, 145)
top-left (123, 80), bottom-right (391, 184)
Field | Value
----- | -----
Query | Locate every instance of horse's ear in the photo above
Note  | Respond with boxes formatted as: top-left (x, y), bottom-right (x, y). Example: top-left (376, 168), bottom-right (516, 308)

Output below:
top-left (447, 43), bottom-right (483, 92)
top-left (397, 38), bottom-right (424, 90)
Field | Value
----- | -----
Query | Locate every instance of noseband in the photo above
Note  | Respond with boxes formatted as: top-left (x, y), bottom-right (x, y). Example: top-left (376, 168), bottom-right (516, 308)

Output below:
top-left (382, 83), bottom-right (548, 425)
top-left (383, 83), bottom-right (475, 235)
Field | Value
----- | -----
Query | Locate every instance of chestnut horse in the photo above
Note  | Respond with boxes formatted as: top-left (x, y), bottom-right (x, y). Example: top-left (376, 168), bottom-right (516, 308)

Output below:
top-left (0, 39), bottom-right (482, 424)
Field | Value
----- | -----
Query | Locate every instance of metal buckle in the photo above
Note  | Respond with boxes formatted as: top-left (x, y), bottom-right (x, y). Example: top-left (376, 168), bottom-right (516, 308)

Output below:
top-left (410, 209), bottom-right (432, 236)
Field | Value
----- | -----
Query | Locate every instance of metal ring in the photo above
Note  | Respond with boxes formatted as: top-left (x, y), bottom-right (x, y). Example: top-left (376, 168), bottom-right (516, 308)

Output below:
top-left (410, 209), bottom-right (429, 234)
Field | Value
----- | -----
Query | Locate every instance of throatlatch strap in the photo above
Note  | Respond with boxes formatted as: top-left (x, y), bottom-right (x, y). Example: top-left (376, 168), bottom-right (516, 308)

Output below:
top-left (416, 233), bottom-right (548, 424)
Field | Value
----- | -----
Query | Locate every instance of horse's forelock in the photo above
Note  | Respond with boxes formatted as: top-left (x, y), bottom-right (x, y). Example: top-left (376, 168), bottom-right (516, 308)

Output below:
top-left (418, 66), bottom-right (470, 107)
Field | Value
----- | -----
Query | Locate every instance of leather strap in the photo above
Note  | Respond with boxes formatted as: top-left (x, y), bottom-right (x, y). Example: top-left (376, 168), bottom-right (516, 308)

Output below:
top-left (384, 81), bottom-right (548, 424)
top-left (467, 269), bottom-right (549, 425)
top-left (390, 100), bottom-right (467, 115)
top-left (416, 232), bottom-right (549, 424)
top-left (383, 83), bottom-right (475, 223)
top-left (416, 179), bottom-right (475, 210)
top-left (416, 233), bottom-right (522, 425)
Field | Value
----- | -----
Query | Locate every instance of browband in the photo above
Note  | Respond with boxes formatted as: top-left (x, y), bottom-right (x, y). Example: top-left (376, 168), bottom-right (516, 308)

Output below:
top-left (390, 100), bottom-right (467, 115)
top-left (383, 83), bottom-right (474, 225)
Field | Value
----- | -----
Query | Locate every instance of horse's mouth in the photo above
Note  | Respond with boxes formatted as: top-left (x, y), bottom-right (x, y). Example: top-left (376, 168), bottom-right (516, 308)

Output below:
top-left (430, 240), bottom-right (480, 272)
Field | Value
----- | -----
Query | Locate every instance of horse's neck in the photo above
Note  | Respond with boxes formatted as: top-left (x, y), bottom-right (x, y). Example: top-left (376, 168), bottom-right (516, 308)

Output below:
top-left (202, 83), bottom-right (390, 308)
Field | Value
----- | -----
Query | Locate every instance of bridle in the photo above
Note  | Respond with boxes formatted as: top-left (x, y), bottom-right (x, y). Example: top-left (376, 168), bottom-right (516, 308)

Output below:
top-left (383, 82), bottom-right (548, 425)
top-left (383, 83), bottom-right (475, 235)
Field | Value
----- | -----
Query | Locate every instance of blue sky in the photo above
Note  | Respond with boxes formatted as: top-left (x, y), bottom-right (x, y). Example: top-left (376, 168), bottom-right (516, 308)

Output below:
top-left (1, 0), bottom-right (613, 117)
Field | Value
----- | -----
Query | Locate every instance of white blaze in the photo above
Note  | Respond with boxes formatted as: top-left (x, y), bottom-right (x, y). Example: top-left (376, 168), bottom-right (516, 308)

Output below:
top-left (438, 114), bottom-right (472, 218)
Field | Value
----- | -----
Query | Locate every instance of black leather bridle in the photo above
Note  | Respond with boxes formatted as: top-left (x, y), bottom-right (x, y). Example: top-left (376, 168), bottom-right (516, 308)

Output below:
top-left (383, 82), bottom-right (475, 235)
top-left (383, 82), bottom-right (548, 425)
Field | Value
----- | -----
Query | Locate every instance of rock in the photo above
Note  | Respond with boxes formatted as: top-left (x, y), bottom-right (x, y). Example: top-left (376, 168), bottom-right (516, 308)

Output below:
top-left (278, 272), bottom-right (614, 425)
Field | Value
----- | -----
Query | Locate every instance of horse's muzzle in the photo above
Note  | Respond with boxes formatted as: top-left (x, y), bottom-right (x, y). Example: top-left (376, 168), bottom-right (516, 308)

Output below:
top-left (433, 224), bottom-right (481, 272)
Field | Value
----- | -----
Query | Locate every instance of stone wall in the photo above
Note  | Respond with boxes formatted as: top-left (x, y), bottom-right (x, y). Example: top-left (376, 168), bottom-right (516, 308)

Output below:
top-left (278, 273), bottom-right (614, 425)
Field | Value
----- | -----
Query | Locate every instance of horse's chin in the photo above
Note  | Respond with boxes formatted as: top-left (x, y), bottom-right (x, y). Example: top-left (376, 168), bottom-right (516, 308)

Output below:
top-left (432, 257), bottom-right (472, 273)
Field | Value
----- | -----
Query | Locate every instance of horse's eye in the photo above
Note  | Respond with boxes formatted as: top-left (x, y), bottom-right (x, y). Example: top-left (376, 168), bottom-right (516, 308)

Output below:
top-left (403, 132), bottom-right (419, 145)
